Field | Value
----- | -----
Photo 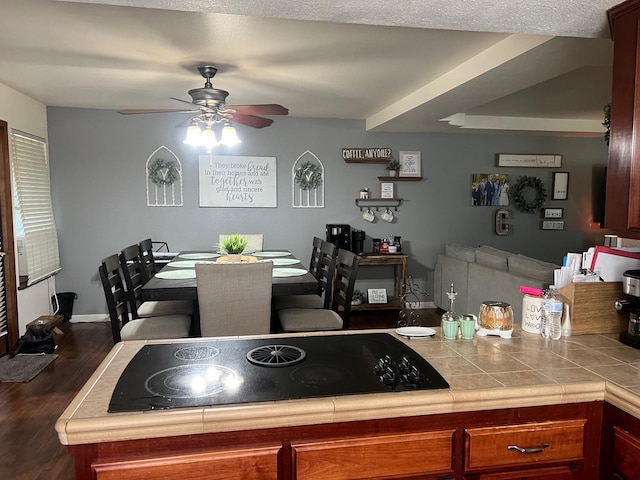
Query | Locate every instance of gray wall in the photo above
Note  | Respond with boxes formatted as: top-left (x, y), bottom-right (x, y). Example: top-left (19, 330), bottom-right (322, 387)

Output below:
top-left (47, 107), bottom-right (609, 315)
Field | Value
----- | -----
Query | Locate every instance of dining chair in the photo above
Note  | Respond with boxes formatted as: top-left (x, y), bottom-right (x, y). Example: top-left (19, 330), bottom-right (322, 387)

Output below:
top-left (138, 238), bottom-right (157, 282)
top-left (99, 254), bottom-right (192, 344)
top-left (195, 261), bottom-right (273, 337)
top-left (120, 244), bottom-right (193, 318)
top-left (278, 249), bottom-right (360, 332)
top-left (218, 234), bottom-right (264, 252)
top-left (274, 239), bottom-right (337, 310)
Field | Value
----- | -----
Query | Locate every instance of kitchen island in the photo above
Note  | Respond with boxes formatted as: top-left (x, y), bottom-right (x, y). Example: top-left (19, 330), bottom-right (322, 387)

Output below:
top-left (56, 327), bottom-right (640, 479)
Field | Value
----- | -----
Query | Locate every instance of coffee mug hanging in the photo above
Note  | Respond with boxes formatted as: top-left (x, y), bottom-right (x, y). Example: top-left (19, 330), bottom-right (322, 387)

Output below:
top-left (508, 175), bottom-right (546, 214)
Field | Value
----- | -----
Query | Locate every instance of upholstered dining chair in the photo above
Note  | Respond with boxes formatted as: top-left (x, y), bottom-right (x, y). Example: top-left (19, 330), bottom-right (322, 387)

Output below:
top-left (218, 234), bottom-right (264, 252)
top-left (273, 239), bottom-right (337, 311)
top-left (278, 249), bottom-right (360, 332)
top-left (120, 244), bottom-right (193, 318)
top-left (195, 261), bottom-right (273, 337)
top-left (99, 254), bottom-right (192, 344)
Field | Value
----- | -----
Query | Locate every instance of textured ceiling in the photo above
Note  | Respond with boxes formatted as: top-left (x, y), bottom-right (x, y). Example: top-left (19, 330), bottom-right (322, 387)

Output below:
top-left (0, 0), bottom-right (618, 134)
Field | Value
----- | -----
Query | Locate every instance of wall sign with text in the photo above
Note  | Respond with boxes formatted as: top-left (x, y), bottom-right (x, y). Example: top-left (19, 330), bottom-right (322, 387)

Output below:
top-left (199, 155), bottom-right (277, 207)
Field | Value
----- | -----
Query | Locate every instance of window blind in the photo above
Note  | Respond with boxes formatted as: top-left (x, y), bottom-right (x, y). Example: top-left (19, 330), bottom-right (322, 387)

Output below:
top-left (10, 131), bottom-right (60, 285)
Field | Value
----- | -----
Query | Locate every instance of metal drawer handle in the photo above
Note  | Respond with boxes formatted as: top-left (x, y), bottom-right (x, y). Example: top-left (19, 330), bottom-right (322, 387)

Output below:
top-left (507, 442), bottom-right (549, 454)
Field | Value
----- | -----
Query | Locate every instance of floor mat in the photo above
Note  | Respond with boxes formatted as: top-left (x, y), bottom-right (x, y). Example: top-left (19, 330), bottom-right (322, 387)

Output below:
top-left (0, 354), bottom-right (58, 382)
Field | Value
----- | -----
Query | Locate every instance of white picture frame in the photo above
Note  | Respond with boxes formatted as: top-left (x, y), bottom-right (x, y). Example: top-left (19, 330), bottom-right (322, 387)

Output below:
top-left (367, 288), bottom-right (388, 304)
top-left (399, 151), bottom-right (421, 177)
top-left (380, 182), bottom-right (394, 198)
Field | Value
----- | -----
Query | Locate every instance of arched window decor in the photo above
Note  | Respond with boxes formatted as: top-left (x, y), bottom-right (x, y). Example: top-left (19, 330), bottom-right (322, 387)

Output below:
top-left (145, 146), bottom-right (184, 207)
top-left (292, 150), bottom-right (324, 208)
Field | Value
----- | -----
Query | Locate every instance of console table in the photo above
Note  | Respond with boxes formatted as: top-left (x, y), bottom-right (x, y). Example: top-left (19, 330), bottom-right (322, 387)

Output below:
top-left (353, 253), bottom-right (408, 310)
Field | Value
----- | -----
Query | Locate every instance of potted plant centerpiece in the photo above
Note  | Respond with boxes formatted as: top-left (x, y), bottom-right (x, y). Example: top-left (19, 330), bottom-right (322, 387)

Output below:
top-left (219, 234), bottom-right (248, 262)
top-left (386, 159), bottom-right (400, 177)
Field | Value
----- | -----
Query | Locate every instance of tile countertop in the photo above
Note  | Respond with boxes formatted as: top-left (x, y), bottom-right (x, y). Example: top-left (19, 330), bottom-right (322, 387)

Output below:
top-left (55, 327), bottom-right (640, 446)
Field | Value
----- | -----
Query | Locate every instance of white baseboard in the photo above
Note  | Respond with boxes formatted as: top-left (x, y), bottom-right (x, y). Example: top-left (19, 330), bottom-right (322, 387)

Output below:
top-left (70, 314), bottom-right (108, 323)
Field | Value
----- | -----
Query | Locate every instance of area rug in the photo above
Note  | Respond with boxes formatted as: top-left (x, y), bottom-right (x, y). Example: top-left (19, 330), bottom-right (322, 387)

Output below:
top-left (0, 353), bottom-right (58, 382)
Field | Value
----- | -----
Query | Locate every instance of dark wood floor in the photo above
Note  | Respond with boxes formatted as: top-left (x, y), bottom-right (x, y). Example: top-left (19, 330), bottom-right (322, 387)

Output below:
top-left (0, 309), bottom-right (442, 479)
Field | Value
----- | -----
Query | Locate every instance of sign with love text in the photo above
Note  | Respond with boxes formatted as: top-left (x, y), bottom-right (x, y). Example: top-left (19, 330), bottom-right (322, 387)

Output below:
top-left (199, 155), bottom-right (277, 207)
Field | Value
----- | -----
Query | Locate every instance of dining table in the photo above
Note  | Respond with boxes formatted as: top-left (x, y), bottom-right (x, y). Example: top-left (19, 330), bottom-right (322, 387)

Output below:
top-left (141, 250), bottom-right (318, 302)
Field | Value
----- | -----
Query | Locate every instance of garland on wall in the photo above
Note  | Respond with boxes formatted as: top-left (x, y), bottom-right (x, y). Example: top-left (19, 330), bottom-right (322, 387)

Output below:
top-left (148, 158), bottom-right (179, 186)
top-left (509, 175), bottom-right (547, 214)
top-left (294, 161), bottom-right (323, 190)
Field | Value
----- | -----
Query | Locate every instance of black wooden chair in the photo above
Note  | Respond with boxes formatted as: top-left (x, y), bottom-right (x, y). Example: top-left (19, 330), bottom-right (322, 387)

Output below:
top-left (278, 249), bottom-right (360, 331)
top-left (99, 254), bottom-right (191, 344)
top-left (120, 244), bottom-right (193, 318)
top-left (274, 238), bottom-right (338, 310)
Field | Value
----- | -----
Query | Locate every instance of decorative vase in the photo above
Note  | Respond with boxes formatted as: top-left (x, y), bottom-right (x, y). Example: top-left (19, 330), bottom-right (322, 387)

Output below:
top-left (389, 170), bottom-right (397, 177)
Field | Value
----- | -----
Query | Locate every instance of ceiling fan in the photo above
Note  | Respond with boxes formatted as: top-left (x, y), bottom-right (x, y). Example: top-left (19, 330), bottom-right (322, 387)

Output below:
top-left (117, 65), bottom-right (288, 135)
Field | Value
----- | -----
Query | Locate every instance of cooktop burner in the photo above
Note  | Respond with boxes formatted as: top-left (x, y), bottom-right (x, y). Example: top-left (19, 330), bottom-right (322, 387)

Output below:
top-left (109, 333), bottom-right (449, 413)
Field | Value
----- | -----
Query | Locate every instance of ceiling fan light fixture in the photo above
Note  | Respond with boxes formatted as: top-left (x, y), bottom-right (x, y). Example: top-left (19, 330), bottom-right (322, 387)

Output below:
top-left (220, 123), bottom-right (241, 146)
top-left (183, 123), bottom-right (202, 145)
top-left (200, 126), bottom-right (218, 149)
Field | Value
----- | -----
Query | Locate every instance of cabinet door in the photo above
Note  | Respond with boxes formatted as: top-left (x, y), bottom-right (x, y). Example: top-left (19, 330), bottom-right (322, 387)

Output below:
top-left (464, 420), bottom-right (585, 472)
top-left (291, 430), bottom-right (455, 480)
top-left (614, 426), bottom-right (640, 478)
top-left (92, 445), bottom-right (280, 480)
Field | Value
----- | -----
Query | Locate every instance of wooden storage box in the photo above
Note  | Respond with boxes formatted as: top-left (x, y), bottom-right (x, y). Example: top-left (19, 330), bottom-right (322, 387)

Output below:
top-left (557, 282), bottom-right (627, 335)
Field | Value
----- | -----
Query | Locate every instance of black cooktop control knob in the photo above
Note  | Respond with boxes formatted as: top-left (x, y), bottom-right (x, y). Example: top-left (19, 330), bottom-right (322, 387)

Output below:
top-left (404, 366), bottom-right (424, 385)
top-left (399, 355), bottom-right (412, 374)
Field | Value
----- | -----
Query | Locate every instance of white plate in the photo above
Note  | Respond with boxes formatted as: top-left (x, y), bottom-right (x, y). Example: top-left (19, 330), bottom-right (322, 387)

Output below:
top-left (155, 269), bottom-right (196, 280)
top-left (269, 258), bottom-right (301, 266)
top-left (168, 260), bottom-right (217, 268)
top-left (272, 268), bottom-right (308, 277)
top-left (395, 327), bottom-right (436, 338)
top-left (253, 251), bottom-right (291, 257)
top-left (179, 253), bottom-right (220, 260)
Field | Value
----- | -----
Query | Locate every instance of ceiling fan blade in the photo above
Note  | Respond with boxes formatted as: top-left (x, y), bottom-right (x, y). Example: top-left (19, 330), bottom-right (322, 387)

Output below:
top-left (230, 114), bottom-right (274, 129)
top-left (226, 104), bottom-right (289, 116)
top-left (118, 108), bottom-right (197, 115)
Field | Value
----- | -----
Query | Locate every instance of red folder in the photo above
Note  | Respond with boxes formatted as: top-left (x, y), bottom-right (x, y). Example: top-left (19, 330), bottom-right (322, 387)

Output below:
top-left (589, 246), bottom-right (640, 281)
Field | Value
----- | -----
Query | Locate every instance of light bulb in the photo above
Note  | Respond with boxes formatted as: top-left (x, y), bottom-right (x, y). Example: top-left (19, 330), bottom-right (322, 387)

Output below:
top-left (200, 127), bottom-right (218, 149)
top-left (219, 124), bottom-right (241, 145)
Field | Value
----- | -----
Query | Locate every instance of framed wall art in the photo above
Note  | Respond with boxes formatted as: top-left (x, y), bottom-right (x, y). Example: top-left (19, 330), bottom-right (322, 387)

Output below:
top-left (552, 172), bottom-right (569, 200)
top-left (399, 151), bottom-right (421, 177)
top-left (542, 208), bottom-right (564, 219)
top-left (471, 173), bottom-right (511, 206)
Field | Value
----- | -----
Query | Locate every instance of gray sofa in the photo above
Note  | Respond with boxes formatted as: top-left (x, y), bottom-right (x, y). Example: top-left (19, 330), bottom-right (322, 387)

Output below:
top-left (433, 244), bottom-right (559, 323)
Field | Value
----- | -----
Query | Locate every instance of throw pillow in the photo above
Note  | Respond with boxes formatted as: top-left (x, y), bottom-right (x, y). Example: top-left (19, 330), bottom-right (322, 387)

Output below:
top-left (508, 254), bottom-right (558, 282)
top-left (475, 245), bottom-right (510, 271)
top-left (445, 243), bottom-right (477, 262)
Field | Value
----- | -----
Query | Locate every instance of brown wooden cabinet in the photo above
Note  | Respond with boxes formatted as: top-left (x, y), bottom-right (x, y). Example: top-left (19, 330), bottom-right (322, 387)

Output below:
top-left (68, 402), bottom-right (602, 480)
top-left (605, 0), bottom-right (640, 238)
top-left (601, 402), bottom-right (640, 479)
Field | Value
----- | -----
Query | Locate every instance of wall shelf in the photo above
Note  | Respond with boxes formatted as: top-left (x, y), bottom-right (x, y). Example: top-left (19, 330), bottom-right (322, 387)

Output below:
top-left (355, 198), bottom-right (403, 211)
top-left (377, 176), bottom-right (422, 181)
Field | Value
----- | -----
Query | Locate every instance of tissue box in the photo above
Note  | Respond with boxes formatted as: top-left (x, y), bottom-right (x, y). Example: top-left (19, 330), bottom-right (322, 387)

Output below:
top-left (557, 282), bottom-right (628, 335)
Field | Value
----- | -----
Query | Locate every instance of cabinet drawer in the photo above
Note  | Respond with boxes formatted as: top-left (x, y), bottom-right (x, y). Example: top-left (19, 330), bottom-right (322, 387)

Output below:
top-left (614, 426), bottom-right (640, 478)
top-left (92, 445), bottom-right (280, 480)
top-left (464, 419), bottom-right (585, 471)
top-left (292, 430), bottom-right (455, 480)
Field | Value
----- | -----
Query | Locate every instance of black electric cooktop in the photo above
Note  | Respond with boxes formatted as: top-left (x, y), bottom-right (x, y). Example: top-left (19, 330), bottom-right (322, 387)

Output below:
top-left (109, 333), bottom-right (449, 413)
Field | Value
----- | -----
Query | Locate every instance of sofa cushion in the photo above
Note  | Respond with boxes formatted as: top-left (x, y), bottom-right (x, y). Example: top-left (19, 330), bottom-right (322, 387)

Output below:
top-left (445, 243), bottom-right (477, 262)
top-left (508, 254), bottom-right (557, 282)
top-left (475, 245), bottom-right (510, 271)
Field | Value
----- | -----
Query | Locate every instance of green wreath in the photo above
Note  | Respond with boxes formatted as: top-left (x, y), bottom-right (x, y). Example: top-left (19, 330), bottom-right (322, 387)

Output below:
top-left (294, 161), bottom-right (323, 190)
top-left (508, 175), bottom-right (547, 213)
top-left (148, 158), bottom-right (179, 186)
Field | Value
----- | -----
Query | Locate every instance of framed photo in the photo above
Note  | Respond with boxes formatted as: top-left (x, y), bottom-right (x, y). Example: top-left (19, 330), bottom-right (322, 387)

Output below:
top-left (552, 172), bottom-right (569, 200)
top-left (542, 208), bottom-right (564, 219)
top-left (471, 173), bottom-right (511, 206)
top-left (399, 151), bottom-right (421, 177)
top-left (367, 288), bottom-right (388, 304)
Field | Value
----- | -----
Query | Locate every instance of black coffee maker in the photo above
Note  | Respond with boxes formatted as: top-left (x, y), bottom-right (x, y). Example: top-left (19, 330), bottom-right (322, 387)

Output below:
top-left (351, 229), bottom-right (365, 255)
top-left (618, 270), bottom-right (640, 348)
top-left (326, 224), bottom-right (350, 250)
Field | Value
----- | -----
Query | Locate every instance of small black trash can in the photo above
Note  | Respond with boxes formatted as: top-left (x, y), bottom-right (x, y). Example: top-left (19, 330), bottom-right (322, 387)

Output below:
top-left (52, 292), bottom-right (77, 322)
